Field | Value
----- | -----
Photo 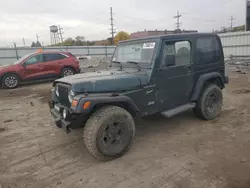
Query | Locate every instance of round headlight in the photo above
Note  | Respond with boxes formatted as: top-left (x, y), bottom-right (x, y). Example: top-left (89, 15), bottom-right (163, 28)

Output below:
top-left (55, 85), bottom-right (59, 97)
top-left (68, 90), bottom-right (75, 103)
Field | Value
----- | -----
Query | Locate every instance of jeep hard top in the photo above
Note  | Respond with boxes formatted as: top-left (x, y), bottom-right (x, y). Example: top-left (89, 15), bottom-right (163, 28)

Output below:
top-left (49, 33), bottom-right (228, 161)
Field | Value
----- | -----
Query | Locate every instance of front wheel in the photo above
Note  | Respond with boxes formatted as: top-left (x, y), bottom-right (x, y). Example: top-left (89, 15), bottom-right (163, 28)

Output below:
top-left (83, 106), bottom-right (135, 161)
top-left (2, 74), bottom-right (20, 89)
top-left (61, 67), bottom-right (75, 77)
top-left (194, 84), bottom-right (223, 120)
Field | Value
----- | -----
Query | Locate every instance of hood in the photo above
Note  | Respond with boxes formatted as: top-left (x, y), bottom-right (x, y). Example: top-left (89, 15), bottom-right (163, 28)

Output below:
top-left (55, 70), bottom-right (150, 93)
top-left (0, 64), bottom-right (17, 70)
top-left (0, 64), bottom-right (11, 68)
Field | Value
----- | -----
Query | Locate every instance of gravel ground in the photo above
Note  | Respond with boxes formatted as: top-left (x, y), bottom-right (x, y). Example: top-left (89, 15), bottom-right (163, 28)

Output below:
top-left (0, 69), bottom-right (250, 188)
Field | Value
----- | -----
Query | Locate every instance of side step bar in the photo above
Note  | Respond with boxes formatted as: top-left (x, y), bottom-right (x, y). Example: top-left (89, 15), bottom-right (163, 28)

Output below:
top-left (161, 103), bottom-right (196, 118)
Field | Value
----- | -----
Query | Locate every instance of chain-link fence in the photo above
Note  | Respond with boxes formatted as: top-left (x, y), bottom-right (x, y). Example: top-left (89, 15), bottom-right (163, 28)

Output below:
top-left (0, 45), bottom-right (116, 65)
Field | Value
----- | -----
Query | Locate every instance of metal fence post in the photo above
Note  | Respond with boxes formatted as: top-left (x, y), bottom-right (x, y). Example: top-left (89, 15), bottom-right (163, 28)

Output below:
top-left (87, 45), bottom-right (90, 55)
top-left (105, 45), bottom-right (107, 57)
top-left (13, 42), bottom-right (19, 60)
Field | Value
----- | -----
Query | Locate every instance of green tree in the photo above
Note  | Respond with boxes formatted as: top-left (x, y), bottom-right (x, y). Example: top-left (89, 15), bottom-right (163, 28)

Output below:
top-left (31, 42), bottom-right (36, 47)
top-left (74, 36), bottom-right (85, 46)
top-left (64, 38), bottom-right (75, 46)
top-left (232, 25), bottom-right (245, 32)
top-left (36, 41), bottom-right (42, 47)
top-left (114, 31), bottom-right (130, 45)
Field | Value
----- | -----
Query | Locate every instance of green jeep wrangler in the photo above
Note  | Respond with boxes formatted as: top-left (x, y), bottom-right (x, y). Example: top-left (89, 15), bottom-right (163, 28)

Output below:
top-left (49, 33), bottom-right (229, 161)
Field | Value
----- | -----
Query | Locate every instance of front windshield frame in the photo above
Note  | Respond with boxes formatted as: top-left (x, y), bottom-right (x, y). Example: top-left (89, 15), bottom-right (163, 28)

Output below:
top-left (12, 53), bottom-right (34, 65)
top-left (111, 39), bottom-right (160, 67)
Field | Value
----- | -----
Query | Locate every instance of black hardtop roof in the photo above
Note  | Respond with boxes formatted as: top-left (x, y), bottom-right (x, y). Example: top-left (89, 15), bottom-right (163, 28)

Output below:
top-left (119, 33), bottom-right (218, 44)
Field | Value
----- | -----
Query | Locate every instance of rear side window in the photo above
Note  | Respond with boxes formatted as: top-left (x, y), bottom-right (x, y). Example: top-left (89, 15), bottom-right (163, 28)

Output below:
top-left (43, 53), bottom-right (66, 62)
top-left (196, 37), bottom-right (221, 64)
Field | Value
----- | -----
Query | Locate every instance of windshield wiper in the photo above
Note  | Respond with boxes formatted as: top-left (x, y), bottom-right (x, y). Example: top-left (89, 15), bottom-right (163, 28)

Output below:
top-left (112, 60), bottom-right (122, 64)
top-left (126, 61), bottom-right (141, 71)
top-left (126, 61), bottom-right (139, 65)
top-left (111, 60), bottom-right (123, 70)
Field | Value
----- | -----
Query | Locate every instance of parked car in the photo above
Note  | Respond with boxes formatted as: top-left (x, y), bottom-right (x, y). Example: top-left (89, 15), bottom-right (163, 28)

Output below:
top-left (0, 51), bottom-right (80, 89)
top-left (49, 33), bottom-right (228, 161)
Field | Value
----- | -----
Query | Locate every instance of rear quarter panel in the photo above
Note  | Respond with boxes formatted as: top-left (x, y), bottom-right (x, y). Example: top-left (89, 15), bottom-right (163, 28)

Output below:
top-left (192, 35), bottom-right (225, 96)
top-left (62, 56), bottom-right (80, 72)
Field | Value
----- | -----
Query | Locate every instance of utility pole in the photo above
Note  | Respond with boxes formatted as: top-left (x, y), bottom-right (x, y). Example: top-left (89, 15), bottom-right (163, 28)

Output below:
top-left (22, 38), bottom-right (26, 47)
top-left (230, 16), bottom-right (235, 31)
top-left (174, 11), bottom-right (182, 33)
top-left (58, 25), bottom-right (64, 43)
top-left (109, 7), bottom-right (116, 45)
top-left (13, 42), bottom-right (19, 60)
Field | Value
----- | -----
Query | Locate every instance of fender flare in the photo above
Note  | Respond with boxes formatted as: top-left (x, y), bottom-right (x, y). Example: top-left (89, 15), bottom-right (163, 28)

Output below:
top-left (73, 94), bottom-right (140, 116)
top-left (191, 72), bottom-right (224, 101)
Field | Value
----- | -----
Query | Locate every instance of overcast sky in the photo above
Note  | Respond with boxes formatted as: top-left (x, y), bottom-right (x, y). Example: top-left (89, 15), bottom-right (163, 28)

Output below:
top-left (0, 0), bottom-right (245, 46)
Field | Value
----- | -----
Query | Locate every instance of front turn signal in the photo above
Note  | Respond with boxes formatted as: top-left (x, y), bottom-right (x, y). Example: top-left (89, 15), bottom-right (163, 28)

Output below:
top-left (71, 99), bottom-right (78, 107)
top-left (83, 101), bottom-right (91, 109)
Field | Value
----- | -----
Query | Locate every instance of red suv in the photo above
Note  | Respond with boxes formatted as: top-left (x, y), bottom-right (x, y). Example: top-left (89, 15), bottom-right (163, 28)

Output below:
top-left (0, 51), bottom-right (80, 89)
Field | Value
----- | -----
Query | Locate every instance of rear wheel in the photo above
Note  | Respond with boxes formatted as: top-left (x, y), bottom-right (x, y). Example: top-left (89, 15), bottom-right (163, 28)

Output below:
top-left (194, 84), bottom-right (223, 120)
top-left (61, 67), bottom-right (75, 77)
top-left (2, 74), bottom-right (20, 89)
top-left (83, 106), bottom-right (135, 161)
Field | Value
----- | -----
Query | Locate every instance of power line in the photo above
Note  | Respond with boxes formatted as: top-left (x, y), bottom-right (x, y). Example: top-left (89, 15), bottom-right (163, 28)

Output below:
top-left (174, 11), bottom-right (182, 33)
top-left (109, 7), bottom-right (116, 45)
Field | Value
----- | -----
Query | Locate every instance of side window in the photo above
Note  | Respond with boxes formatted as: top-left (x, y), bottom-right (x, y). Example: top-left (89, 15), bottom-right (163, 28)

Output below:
top-left (43, 54), bottom-right (66, 62)
top-left (161, 41), bottom-right (191, 68)
top-left (57, 54), bottom-right (67, 59)
top-left (196, 37), bottom-right (221, 64)
top-left (26, 54), bottom-right (43, 65)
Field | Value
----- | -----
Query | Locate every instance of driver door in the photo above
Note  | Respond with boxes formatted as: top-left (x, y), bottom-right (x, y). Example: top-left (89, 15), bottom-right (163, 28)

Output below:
top-left (21, 54), bottom-right (45, 80)
top-left (154, 40), bottom-right (194, 111)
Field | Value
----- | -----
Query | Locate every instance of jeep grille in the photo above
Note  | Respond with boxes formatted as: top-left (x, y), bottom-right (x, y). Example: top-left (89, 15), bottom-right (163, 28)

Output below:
top-left (57, 84), bottom-right (71, 106)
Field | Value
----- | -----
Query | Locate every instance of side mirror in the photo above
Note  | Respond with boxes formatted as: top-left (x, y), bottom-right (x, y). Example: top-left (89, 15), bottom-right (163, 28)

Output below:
top-left (22, 62), bottom-right (26, 68)
top-left (165, 55), bottom-right (175, 67)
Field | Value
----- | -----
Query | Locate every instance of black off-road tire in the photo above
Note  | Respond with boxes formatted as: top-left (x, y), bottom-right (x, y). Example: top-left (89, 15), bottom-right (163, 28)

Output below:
top-left (83, 106), bottom-right (135, 161)
top-left (2, 74), bottom-right (20, 89)
top-left (60, 67), bottom-right (75, 77)
top-left (194, 84), bottom-right (223, 120)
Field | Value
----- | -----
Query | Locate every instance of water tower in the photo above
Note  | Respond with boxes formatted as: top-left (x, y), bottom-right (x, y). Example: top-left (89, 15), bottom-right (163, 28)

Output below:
top-left (50, 25), bottom-right (59, 45)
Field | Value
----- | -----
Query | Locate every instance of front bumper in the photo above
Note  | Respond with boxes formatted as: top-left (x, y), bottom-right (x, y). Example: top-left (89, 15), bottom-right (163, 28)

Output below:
top-left (48, 101), bottom-right (85, 133)
top-left (77, 67), bottom-right (81, 74)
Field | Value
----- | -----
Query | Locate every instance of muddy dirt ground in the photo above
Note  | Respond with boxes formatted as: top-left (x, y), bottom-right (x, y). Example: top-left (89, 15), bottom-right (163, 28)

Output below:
top-left (1, 69), bottom-right (250, 188)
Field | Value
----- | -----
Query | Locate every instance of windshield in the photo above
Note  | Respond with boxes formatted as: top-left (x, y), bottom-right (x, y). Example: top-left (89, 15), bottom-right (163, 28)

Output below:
top-left (12, 53), bottom-right (33, 65)
top-left (112, 40), bottom-right (158, 66)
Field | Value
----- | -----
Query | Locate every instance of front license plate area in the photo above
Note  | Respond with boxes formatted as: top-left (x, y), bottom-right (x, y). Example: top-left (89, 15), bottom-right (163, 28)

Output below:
top-left (54, 104), bottom-right (60, 112)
